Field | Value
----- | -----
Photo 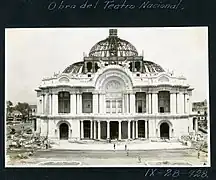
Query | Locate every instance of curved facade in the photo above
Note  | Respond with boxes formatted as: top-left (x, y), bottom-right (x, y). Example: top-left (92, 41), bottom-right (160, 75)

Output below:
top-left (35, 29), bottom-right (195, 141)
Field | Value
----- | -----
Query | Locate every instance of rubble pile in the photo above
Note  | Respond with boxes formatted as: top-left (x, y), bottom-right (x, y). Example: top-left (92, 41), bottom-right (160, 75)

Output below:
top-left (7, 123), bottom-right (49, 160)
top-left (179, 132), bottom-right (208, 152)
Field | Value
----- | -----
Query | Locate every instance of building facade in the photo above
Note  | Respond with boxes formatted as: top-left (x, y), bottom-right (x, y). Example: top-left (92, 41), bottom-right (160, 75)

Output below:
top-left (192, 100), bottom-right (208, 131)
top-left (35, 29), bottom-right (195, 141)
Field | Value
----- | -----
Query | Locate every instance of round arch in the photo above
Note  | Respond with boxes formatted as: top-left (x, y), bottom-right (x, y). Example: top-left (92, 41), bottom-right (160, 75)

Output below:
top-left (56, 120), bottom-right (71, 140)
top-left (94, 68), bottom-right (133, 91)
top-left (157, 120), bottom-right (173, 139)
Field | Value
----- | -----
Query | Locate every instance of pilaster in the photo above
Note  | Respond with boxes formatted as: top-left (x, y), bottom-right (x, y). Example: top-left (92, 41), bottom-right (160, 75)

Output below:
top-left (170, 93), bottom-right (176, 114)
top-left (135, 120), bottom-right (138, 138)
top-left (80, 120), bottom-right (84, 139)
top-left (98, 121), bottom-right (101, 140)
top-left (93, 93), bottom-right (99, 114)
top-left (118, 121), bottom-right (122, 140)
top-left (128, 120), bottom-right (131, 139)
top-left (107, 121), bottom-right (110, 139)
top-left (130, 93), bottom-right (136, 114)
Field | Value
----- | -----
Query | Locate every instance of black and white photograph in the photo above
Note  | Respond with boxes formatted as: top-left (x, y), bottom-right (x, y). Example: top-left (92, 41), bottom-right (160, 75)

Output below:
top-left (5, 27), bottom-right (210, 167)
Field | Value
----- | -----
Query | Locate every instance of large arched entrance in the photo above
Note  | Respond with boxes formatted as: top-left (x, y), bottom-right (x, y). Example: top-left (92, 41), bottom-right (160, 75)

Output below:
top-left (59, 123), bottom-right (69, 140)
top-left (160, 122), bottom-right (169, 139)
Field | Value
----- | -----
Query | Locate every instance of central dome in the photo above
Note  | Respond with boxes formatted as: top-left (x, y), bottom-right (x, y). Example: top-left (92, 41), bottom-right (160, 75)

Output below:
top-left (89, 29), bottom-right (138, 57)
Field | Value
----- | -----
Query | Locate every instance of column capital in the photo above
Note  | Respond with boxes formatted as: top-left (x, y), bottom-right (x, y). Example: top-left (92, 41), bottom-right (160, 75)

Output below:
top-left (52, 92), bottom-right (59, 95)
top-left (70, 92), bottom-right (76, 95)
top-left (92, 92), bottom-right (99, 95)
top-left (106, 120), bottom-right (110, 123)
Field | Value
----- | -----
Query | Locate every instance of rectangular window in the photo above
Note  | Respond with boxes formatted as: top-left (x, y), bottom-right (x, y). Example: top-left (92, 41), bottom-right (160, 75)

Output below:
top-left (106, 99), bottom-right (122, 114)
top-left (135, 92), bottom-right (146, 113)
top-left (106, 100), bottom-right (110, 113)
top-left (82, 93), bottom-right (93, 113)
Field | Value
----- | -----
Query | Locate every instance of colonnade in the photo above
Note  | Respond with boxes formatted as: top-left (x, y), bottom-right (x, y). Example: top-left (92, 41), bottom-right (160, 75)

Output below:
top-left (38, 91), bottom-right (190, 115)
top-left (80, 120), bottom-right (149, 140)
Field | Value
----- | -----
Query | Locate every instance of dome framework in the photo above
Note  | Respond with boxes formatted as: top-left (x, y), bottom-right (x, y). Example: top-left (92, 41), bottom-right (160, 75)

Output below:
top-left (89, 29), bottom-right (138, 57)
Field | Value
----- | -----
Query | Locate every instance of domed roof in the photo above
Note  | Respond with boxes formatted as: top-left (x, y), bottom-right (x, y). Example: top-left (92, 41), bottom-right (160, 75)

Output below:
top-left (142, 61), bottom-right (164, 73)
top-left (62, 29), bottom-right (165, 74)
top-left (63, 61), bottom-right (84, 74)
top-left (89, 29), bottom-right (138, 57)
top-left (62, 60), bottom-right (164, 74)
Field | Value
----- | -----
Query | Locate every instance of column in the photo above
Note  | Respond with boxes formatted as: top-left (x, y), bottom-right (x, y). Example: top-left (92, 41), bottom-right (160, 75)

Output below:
top-left (98, 121), bottom-right (101, 140)
top-left (146, 93), bottom-right (149, 114)
top-left (132, 121), bottom-right (135, 139)
top-left (99, 94), bottom-right (105, 114)
top-left (90, 120), bottom-right (93, 139)
top-left (176, 93), bottom-right (179, 114)
top-left (93, 121), bottom-right (96, 139)
top-left (44, 93), bottom-right (49, 115)
top-left (148, 93), bottom-right (152, 114)
top-left (145, 120), bottom-right (148, 138)
top-left (41, 94), bottom-right (44, 114)
top-left (70, 93), bottom-right (76, 115)
top-left (125, 94), bottom-right (129, 113)
top-left (76, 94), bottom-right (79, 114)
top-left (152, 93), bottom-right (158, 114)
top-left (135, 120), bottom-right (138, 138)
top-left (170, 93), bottom-right (176, 114)
top-left (93, 93), bottom-right (98, 114)
top-left (188, 93), bottom-right (192, 114)
top-left (130, 93), bottom-right (136, 114)
top-left (118, 121), bottom-right (122, 140)
top-left (185, 93), bottom-right (189, 114)
top-left (81, 120), bottom-right (84, 139)
top-left (128, 120), bottom-right (131, 139)
top-left (122, 94), bottom-right (125, 113)
top-left (49, 94), bottom-right (52, 115)
top-left (37, 96), bottom-right (42, 115)
top-left (107, 121), bottom-right (110, 139)
top-left (178, 92), bottom-right (184, 114)
top-left (52, 93), bottom-right (58, 115)
top-left (80, 93), bottom-right (83, 114)
top-left (42, 94), bottom-right (45, 114)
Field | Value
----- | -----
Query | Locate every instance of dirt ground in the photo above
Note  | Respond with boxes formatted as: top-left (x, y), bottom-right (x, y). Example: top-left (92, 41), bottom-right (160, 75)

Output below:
top-left (6, 148), bottom-right (209, 167)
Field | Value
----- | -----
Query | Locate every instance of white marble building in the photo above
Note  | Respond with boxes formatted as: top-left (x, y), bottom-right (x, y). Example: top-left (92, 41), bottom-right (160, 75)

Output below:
top-left (35, 29), bottom-right (197, 141)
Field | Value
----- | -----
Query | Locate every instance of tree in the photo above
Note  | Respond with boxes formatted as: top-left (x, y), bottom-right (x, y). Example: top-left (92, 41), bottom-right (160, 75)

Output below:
top-left (14, 102), bottom-right (31, 121)
top-left (6, 101), bottom-right (14, 116)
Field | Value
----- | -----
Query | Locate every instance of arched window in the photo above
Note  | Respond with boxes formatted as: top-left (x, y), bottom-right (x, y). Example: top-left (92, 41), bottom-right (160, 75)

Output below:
top-left (135, 61), bottom-right (141, 72)
top-left (158, 91), bottom-right (170, 113)
top-left (87, 62), bottom-right (92, 72)
top-left (58, 92), bottom-right (70, 113)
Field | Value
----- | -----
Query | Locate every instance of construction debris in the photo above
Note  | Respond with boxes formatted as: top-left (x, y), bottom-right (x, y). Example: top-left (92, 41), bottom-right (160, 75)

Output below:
top-left (7, 122), bottom-right (49, 160)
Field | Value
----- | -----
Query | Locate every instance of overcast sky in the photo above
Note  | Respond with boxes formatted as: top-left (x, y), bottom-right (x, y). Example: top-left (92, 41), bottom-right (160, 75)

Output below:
top-left (5, 27), bottom-right (209, 105)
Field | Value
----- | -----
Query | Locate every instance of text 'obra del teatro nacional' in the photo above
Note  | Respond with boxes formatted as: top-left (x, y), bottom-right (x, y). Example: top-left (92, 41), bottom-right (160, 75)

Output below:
top-left (35, 29), bottom-right (196, 141)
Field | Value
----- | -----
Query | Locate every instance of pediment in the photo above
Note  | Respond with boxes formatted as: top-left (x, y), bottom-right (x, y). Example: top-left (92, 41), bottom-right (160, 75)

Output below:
top-left (59, 77), bottom-right (70, 83)
top-left (158, 76), bottom-right (169, 83)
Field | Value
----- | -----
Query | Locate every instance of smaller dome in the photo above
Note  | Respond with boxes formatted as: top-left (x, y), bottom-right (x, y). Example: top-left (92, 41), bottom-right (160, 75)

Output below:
top-left (142, 61), bottom-right (165, 73)
top-left (63, 61), bottom-right (84, 74)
